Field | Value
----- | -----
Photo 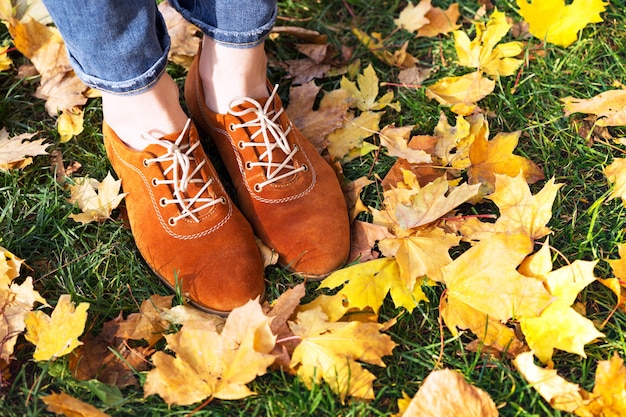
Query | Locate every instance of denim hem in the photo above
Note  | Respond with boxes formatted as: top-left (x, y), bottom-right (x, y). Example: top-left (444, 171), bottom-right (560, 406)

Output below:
top-left (67, 39), bottom-right (170, 96)
top-left (171, 2), bottom-right (277, 49)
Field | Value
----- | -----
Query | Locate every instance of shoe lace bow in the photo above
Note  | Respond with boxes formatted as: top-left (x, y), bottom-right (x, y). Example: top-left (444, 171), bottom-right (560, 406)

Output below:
top-left (143, 119), bottom-right (223, 224)
top-left (229, 85), bottom-right (307, 191)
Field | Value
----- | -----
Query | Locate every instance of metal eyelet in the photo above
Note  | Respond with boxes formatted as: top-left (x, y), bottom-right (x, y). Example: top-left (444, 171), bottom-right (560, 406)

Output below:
top-left (220, 197), bottom-right (227, 204)
top-left (254, 183), bottom-right (263, 192)
top-left (245, 161), bottom-right (253, 170)
top-left (143, 159), bottom-right (150, 167)
top-left (159, 197), bottom-right (167, 207)
top-left (151, 178), bottom-right (158, 187)
top-left (302, 164), bottom-right (309, 172)
top-left (237, 141), bottom-right (245, 149)
top-left (229, 123), bottom-right (236, 132)
top-left (168, 217), bottom-right (177, 226)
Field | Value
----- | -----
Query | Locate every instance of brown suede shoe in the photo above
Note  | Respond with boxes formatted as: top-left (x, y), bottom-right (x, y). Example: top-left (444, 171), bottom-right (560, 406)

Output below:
top-left (103, 120), bottom-right (265, 314)
top-left (185, 49), bottom-right (350, 279)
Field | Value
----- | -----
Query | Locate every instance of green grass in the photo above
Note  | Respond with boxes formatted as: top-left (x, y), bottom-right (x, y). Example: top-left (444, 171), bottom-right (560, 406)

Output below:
top-left (2, 0), bottom-right (626, 415)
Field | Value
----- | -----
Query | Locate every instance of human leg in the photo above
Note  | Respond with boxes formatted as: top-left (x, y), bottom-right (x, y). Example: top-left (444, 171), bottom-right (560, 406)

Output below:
top-left (177, 0), bottom-right (351, 277)
top-left (41, 0), bottom-right (266, 313)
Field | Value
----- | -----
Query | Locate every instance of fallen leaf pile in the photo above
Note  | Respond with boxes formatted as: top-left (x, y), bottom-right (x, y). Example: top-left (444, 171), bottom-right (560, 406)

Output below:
top-left (3, 1), bottom-right (626, 416)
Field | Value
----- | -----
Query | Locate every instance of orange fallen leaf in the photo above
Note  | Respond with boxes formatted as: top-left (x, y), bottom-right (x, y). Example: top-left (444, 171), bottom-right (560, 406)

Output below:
top-left (467, 129), bottom-right (544, 191)
top-left (115, 294), bottom-right (173, 347)
top-left (396, 369), bottom-right (498, 417)
top-left (42, 392), bottom-right (111, 417)
top-left (417, 3), bottom-right (461, 37)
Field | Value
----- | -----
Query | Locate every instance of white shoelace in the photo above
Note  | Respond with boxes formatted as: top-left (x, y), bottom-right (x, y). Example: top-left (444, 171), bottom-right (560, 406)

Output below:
top-left (229, 85), bottom-right (307, 191)
top-left (142, 119), bottom-right (224, 225)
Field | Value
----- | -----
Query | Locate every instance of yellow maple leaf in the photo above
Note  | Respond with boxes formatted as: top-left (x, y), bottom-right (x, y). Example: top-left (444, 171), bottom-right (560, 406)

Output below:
top-left (394, 0), bottom-right (432, 33)
top-left (0, 128), bottom-right (49, 171)
top-left (516, 0), bottom-right (607, 48)
top-left (454, 9), bottom-right (523, 77)
top-left (604, 158), bottom-right (626, 206)
top-left (514, 351), bottom-right (585, 413)
top-left (425, 71), bottom-right (495, 115)
top-left (289, 307), bottom-right (396, 402)
top-left (340, 64), bottom-right (400, 112)
top-left (68, 172), bottom-right (127, 224)
top-left (396, 369), bottom-right (498, 417)
top-left (144, 299), bottom-right (275, 405)
top-left (467, 128), bottom-right (544, 191)
top-left (0, 246), bottom-right (47, 361)
top-left (42, 392), bottom-right (112, 417)
top-left (442, 233), bottom-right (552, 324)
top-left (370, 173), bottom-right (481, 233)
top-left (24, 294), bottom-right (89, 362)
top-left (440, 295), bottom-right (525, 353)
top-left (378, 226), bottom-right (461, 283)
top-left (579, 353), bottom-right (626, 416)
top-left (379, 124), bottom-right (432, 164)
top-left (57, 106), bottom-right (84, 143)
top-left (460, 174), bottom-right (562, 241)
top-left (562, 89), bottom-right (626, 127)
top-left (519, 241), bottom-right (603, 365)
top-left (320, 257), bottom-right (427, 315)
top-left (352, 29), bottom-right (418, 68)
top-left (608, 243), bottom-right (626, 281)
top-left (9, 17), bottom-right (87, 115)
top-left (326, 110), bottom-right (381, 162)
top-left (0, 41), bottom-right (12, 72)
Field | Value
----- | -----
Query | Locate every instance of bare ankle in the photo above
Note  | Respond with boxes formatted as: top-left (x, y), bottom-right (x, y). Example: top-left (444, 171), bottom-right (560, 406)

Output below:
top-left (102, 73), bottom-right (188, 150)
top-left (199, 37), bottom-right (269, 114)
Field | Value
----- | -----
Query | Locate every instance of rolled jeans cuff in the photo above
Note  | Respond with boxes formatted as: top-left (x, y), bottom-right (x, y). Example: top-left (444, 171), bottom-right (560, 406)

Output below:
top-left (69, 39), bottom-right (170, 96)
top-left (169, 0), bottom-right (277, 48)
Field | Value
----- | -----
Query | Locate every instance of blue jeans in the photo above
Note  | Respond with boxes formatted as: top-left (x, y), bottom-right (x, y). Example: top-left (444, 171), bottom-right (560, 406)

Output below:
top-left (41, 0), bottom-right (277, 95)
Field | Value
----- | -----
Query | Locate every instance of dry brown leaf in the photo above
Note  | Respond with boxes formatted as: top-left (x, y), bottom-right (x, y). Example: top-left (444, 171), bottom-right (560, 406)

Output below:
top-left (286, 82), bottom-right (350, 153)
top-left (115, 295), bottom-right (173, 347)
top-left (349, 220), bottom-right (392, 263)
top-left (0, 128), bottom-right (48, 171)
top-left (344, 175), bottom-right (374, 221)
top-left (42, 392), bottom-right (111, 417)
top-left (397, 369), bottom-right (498, 417)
